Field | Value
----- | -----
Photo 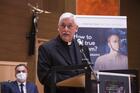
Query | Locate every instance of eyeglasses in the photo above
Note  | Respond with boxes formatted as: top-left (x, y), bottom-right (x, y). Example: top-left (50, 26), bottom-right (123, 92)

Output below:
top-left (59, 24), bottom-right (75, 30)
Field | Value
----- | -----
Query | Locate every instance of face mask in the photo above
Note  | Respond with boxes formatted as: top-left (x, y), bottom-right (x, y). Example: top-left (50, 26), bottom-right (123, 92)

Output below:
top-left (16, 72), bottom-right (27, 81)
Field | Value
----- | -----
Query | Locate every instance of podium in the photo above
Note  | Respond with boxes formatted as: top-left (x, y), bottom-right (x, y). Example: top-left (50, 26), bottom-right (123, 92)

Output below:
top-left (56, 71), bottom-right (137, 93)
top-left (50, 64), bottom-right (96, 93)
top-left (57, 73), bottom-right (85, 87)
top-left (57, 73), bottom-right (96, 87)
top-left (50, 64), bottom-right (138, 93)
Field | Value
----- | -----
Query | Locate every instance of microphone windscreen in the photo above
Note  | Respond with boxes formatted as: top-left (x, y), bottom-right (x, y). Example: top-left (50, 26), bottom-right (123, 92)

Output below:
top-left (77, 39), bottom-right (83, 46)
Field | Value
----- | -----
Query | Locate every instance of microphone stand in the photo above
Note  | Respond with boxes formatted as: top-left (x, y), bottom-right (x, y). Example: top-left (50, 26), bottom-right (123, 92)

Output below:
top-left (79, 46), bottom-right (99, 82)
top-left (79, 46), bottom-right (99, 93)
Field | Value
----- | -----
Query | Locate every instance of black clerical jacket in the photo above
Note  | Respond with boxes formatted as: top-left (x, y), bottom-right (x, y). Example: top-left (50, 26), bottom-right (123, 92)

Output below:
top-left (37, 36), bottom-right (91, 93)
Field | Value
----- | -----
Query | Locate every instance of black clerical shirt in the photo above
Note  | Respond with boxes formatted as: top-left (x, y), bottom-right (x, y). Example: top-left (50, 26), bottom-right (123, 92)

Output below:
top-left (68, 42), bottom-right (77, 65)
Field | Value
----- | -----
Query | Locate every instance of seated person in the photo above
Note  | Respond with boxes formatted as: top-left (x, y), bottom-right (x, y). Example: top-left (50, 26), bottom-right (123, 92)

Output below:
top-left (1, 64), bottom-right (38, 93)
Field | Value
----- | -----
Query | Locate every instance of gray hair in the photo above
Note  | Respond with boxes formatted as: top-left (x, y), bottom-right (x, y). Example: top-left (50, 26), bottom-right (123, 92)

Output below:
top-left (58, 12), bottom-right (77, 25)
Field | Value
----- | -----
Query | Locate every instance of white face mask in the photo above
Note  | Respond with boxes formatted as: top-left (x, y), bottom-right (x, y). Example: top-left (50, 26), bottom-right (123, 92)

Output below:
top-left (16, 72), bottom-right (27, 82)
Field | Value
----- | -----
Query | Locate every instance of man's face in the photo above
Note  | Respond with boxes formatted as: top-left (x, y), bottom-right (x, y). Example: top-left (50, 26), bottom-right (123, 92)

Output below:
top-left (108, 35), bottom-right (120, 51)
top-left (58, 18), bottom-right (78, 42)
top-left (15, 66), bottom-right (27, 83)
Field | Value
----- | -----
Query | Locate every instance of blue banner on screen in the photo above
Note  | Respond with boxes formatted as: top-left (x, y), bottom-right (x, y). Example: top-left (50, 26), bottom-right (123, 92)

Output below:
top-left (75, 15), bottom-right (128, 70)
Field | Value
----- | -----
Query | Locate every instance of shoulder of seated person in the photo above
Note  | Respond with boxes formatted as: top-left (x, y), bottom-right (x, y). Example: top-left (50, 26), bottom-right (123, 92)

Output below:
top-left (26, 81), bottom-right (37, 85)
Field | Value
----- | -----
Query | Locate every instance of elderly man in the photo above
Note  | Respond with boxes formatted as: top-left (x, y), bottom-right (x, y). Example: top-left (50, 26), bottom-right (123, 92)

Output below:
top-left (37, 12), bottom-right (91, 93)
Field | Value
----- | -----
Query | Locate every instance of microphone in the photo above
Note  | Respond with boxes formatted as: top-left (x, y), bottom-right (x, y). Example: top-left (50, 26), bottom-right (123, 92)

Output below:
top-left (77, 39), bottom-right (83, 47)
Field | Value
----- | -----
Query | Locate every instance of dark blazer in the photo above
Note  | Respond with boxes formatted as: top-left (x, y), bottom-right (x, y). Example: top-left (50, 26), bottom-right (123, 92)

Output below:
top-left (37, 36), bottom-right (91, 93)
top-left (1, 81), bottom-right (38, 93)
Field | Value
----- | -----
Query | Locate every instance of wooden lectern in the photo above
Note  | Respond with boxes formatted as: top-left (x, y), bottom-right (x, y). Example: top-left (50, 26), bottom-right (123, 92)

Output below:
top-left (57, 73), bottom-right (85, 87)
top-left (57, 73), bottom-right (96, 87)
top-left (50, 64), bottom-right (96, 93)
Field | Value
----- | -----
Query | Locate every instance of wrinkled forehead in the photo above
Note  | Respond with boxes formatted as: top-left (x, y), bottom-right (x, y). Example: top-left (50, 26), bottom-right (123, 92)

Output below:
top-left (59, 18), bottom-right (75, 25)
top-left (58, 13), bottom-right (76, 25)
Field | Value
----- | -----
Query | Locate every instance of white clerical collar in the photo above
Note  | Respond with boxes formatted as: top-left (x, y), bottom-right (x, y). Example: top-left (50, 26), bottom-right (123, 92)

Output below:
top-left (67, 42), bottom-right (72, 45)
